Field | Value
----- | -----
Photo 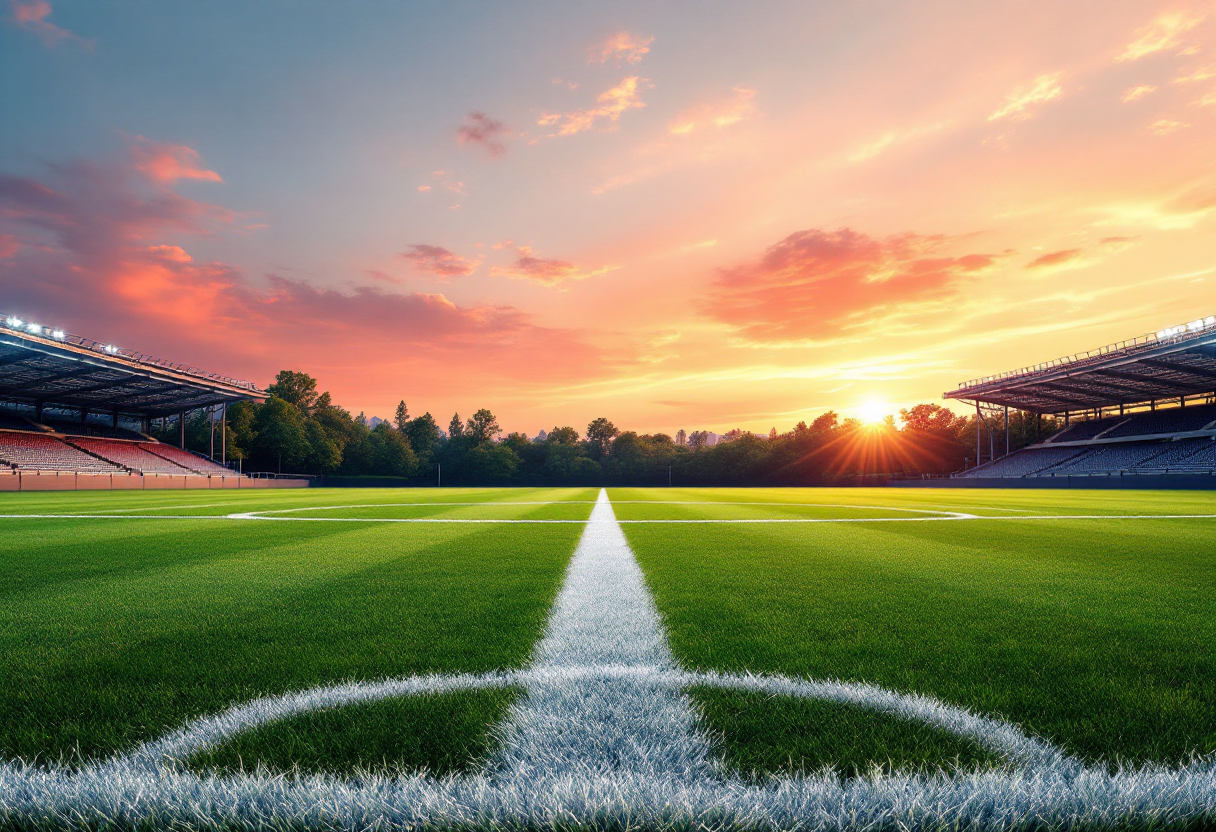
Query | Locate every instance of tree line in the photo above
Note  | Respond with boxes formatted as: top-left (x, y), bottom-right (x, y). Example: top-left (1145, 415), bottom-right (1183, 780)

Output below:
top-left (159, 370), bottom-right (1060, 484)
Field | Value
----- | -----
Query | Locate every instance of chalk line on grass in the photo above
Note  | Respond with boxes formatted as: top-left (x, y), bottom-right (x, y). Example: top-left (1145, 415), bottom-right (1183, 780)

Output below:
top-left (491, 490), bottom-right (716, 780)
top-left (3, 488), bottom-right (1216, 830)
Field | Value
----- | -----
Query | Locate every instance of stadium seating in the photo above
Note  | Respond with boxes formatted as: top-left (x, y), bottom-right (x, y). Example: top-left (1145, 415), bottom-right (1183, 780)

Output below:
top-left (1049, 417), bottom-right (1124, 443)
top-left (43, 419), bottom-right (148, 441)
top-left (958, 446), bottom-right (1091, 477)
top-left (1046, 442), bottom-right (1172, 475)
top-left (1136, 438), bottom-right (1216, 472)
top-left (0, 432), bottom-right (126, 473)
top-left (140, 443), bottom-right (234, 475)
top-left (1104, 404), bottom-right (1216, 438)
top-left (69, 438), bottom-right (193, 475)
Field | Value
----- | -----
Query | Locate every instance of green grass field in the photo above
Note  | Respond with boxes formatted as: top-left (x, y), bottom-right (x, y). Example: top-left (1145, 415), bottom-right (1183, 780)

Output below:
top-left (1, 485), bottom-right (1213, 786)
top-left (0, 488), bottom-right (595, 773)
top-left (614, 487), bottom-right (1216, 775)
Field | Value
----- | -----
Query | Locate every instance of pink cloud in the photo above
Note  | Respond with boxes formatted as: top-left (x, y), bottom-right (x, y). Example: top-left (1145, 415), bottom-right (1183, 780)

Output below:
top-left (539, 77), bottom-right (647, 137)
top-left (0, 150), bottom-right (605, 392)
top-left (0, 233), bottom-right (19, 258)
top-left (489, 246), bottom-right (614, 286)
top-left (7, 0), bottom-right (83, 46)
top-left (400, 244), bottom-right (480, 277)
top-left (588, 31), bottom-right (653, 65)
top-left (130, 136), bottom-right (223, 184)
top-left (702, 228), bottom-right (999, 341)
top-left (456, 112), bottom-right (509, 158)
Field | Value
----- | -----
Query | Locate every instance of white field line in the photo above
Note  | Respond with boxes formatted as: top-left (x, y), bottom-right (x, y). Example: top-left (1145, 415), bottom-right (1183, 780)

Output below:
top-left (491, 489), bottom-right (716, 780)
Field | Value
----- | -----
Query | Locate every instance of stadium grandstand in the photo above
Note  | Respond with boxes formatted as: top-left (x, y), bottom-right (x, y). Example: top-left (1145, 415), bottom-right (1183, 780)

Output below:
top-left (0, 312), bottom-right (301, 490)
top-left (945, 315), bottom-right (1216, 483)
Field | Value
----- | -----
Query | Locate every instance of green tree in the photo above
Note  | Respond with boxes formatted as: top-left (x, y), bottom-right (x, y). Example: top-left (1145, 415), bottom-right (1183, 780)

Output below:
top-left (304, 420), bottom-right (343, 473)
top-left (250, 396), bottom-right (309, 472)
top-left (448, 412), bottom-right (464, 438)
top-left (266, 370), bottom-right (320, 416)
top-left (462, 443), bottom-right (519, 481)
top-left (404, 412), bottom-right (441, 460)
top-left (465, 408), bottom-right (501, 445)
top-left (547, 426), bottom-right (580, 446)
top-left (395, 400), bottom-right (409, 431)
top-left (363, 422), bottom-right (417, 476)
top-left (585, 417), bottom-right (619, 460)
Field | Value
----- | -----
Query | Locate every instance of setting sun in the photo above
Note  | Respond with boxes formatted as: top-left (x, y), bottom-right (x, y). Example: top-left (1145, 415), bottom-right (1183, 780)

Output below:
top-left (859, 401), bottom-right (890, 425)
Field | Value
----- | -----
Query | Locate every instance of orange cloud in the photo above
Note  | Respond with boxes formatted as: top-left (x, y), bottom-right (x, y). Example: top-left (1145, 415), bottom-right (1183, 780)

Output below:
top-left (456, 112), bottom-right (509, 157)
top-left (1122, 84), bottom-right (1157, 102)
top-left (669, 86), bottom-right (756, 135)
top-left (588, 32), bottom-right (653, 65)
top-left (130, 137), bottom-right (223, 184)
top-left (1118, 11), bottom-right (1205, 62)
top-left (988, 72), bottom-right (1064, 121)
top-left (1025, 248), bottom-right (1083, 270)
top-left (702, 228), bottom-right (999, 341)
top-left (489, 246), bottom-right (614, 286)
top-left (400, 244), bottom-right (480, 277)
top-left (539, 77), bottom-right (647, 137)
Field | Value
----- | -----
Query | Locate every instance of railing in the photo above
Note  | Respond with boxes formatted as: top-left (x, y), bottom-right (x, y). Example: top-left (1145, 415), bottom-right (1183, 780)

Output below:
top-left (0, 314), bottom-right (262, 393)
top-left (954, 315), bottom-right (1216, 393)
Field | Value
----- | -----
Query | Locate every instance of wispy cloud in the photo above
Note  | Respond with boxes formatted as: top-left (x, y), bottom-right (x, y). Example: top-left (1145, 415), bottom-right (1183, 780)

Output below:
top-left (668, 86), bottom-right (756, 136)
top-left (989, 72), bottom-right (1064, 121)
top-left (130, 137), bottom-right (223, 184)
top-left (1118, 11), bottom-right (1205, 62)
top-left (490, 246), bottom-right (615, 286)
top-left (456, 112), bottom-right (509, 157)
top-left (400, 244), bottom-right (480, 277)
top-left (1173, 64), bottom-right (1215, 84)
top-left (7, 0), bottom-right (85, 46)
top-left (1150, 118), bottom-right (1189, 135)
top-left (1121, 84), bottom-right (1157, 102)
top-left (1025, 248), bottom-right (1084, 271)
top-left (539, 77), bottom-right (647, 137)
top-left (588, 32), bottom-right (653, 65)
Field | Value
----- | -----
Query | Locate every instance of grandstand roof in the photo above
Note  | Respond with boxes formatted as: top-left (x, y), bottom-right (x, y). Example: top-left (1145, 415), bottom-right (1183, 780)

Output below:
top-left (945, 316), bottom-right (1216, 413)
top-left (0, 315), bottom-right (264, 416)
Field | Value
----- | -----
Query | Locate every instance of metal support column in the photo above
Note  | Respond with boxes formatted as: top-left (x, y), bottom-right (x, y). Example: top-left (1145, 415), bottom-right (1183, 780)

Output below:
top-left (179, 411), bottom-right (186, 449)
top-left (209, 406), bottom-right (216, 460)
top-left (1004, 406), bottom-right (1009, 458)
top-left (975, 401), bottom-right (981, 466)
top-left (221, 404), bottom-right (227, 466)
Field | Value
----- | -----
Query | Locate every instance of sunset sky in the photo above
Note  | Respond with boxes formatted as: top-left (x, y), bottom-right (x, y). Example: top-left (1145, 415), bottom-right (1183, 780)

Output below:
top-left (2, 1), bottom-right (1214, 435)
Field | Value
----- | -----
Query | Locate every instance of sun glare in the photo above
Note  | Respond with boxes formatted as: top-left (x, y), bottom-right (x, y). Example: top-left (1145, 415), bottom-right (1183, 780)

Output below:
top-left (859, 401), bottom-right (888, 425)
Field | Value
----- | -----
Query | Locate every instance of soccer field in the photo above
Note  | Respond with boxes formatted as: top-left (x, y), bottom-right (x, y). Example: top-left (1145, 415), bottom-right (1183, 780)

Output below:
top-left (1, 486), bottom-right (1213, 830)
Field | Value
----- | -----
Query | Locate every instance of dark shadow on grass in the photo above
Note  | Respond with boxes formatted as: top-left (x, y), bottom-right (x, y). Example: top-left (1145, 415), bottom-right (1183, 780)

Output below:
top-left (690, 686), bottom-right (1002, 780)
top-left (188, 688), bottom-right (519, 777)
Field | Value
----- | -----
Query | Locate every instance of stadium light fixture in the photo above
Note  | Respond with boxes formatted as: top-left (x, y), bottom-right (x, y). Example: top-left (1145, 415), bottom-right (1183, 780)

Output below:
top-left (102, 344), bottom-right (119, 355)
top-left (5, 317), bottom-right (23, 329)
top-left (51, 329), bottom-right (65, 340)
top-left (26, 323), bottom-right (42, 335)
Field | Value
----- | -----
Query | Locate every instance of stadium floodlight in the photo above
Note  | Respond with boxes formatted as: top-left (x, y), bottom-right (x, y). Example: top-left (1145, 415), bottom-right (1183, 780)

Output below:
top-left (5, 317), bottom-right (23, 329)
top-left (1207, 317), bottom-right (1216, 327)
top-left (26, 323), bottom-right (42, 335)
top-left (103, 344), bottom-right (118, 354)
top-left (51, 329), bottom-right (65, 340)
